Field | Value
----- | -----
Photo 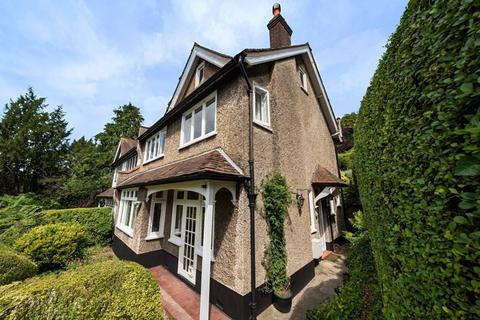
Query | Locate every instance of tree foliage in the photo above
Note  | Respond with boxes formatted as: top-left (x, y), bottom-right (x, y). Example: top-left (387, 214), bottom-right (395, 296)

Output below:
top-left (355, 0), bottom-right (480, 318)
top-left (0, 88), bottom-right (71, 195)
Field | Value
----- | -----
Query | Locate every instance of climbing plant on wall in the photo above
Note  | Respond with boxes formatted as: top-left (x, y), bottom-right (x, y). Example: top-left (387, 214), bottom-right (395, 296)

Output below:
top-left (262, 173), bottom-right (292, 294)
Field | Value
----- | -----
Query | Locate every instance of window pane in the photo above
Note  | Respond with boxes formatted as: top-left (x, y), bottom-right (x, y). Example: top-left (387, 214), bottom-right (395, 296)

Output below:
top-left (261, 93), bottom-right (268, 122)
top-left (152, 203), bottom-right (162, 232)
top-left (187, 191), bottom-right (199, 200)
top-left (205, 99), bottom-right (215, 134)
top-left (159, 131), bottom-right (166, 154)
top-left (124, 201), bottom-right (132, 226)
top-left (177, 191), bottom-right (184, 199)
top-left (255, 91), bottom-right (263, 121)
top-left (193, 107), bottom-right (202, 139)
top-left (183, 114), bottom-right (192, 144)
top-left (175, 205), bottom-right (183, 235)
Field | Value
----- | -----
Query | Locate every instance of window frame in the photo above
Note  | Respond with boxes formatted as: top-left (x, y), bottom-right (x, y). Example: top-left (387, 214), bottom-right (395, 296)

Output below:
top-left (144, 128), bottom-right (167, 164)
top-left (253, 83), bottom-right (271, 129)
top-left (179, 91), bottom-right (217, 149)
top-left (146, 192), bottom-right (166, 240)
top-left (299, 66), bottom-right (308, 92)
top-left (195, 61), bottom-right (205, 88)
top-left (116, 188), bottom-right (139, 237)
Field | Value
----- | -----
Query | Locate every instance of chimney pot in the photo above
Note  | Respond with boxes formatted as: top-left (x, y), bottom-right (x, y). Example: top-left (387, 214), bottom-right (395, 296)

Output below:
top-left (272, 3), bottom-right (281, 16)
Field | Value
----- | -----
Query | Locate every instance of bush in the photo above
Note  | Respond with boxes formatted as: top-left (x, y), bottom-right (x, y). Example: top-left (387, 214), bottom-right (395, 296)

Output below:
top-left (0, 259), bottom-right (166, 320)
top-left (338, 148), bottom-right (355, 171)
top-left (262, 173), bottom-right (292, 294)
top-left (355, 1), bottom-right (480, 318)
top-left (40, 207), bottom-right (112, 245)
top-left (15, 223), bottom-right (89, 271)
top-left (0, 244), bottom-right (37, 285)
top-left (306, 212), bottom-right (382, 320)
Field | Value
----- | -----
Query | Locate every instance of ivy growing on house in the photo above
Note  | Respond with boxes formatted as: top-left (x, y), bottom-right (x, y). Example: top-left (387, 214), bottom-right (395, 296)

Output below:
top-left (262, 173), bottom-right (292, 294)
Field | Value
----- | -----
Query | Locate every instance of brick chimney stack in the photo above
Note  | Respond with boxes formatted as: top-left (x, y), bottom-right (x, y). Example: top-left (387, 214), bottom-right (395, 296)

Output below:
top-left (267, 3), bottom-right (292, 49)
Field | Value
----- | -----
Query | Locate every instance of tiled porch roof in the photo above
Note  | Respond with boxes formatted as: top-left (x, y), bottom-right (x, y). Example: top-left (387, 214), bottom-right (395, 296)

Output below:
top-left (312, 165), bottom-right (347, 187)
top-left (117, 149), bottom-right (245, 189)
top-left (96, 187), bottom-right (114, 198)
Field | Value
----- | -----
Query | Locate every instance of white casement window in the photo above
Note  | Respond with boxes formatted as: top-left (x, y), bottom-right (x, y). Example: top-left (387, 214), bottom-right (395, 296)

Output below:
top-left (195, 61), bottom-right (205, 88)
top-left (117, 188), bottom-right (139, 237)
top-left (146, 191), bottom-right (166, 240)
top-left (180, 91), bottom-right (217, 148)
top-left (145, 129), bottom-right (166, 163)
top-left (121, 155), bottom-right (138, 171)
top-left (253, 84), bottom-right (271, 128)
top-left (299, 67), bottom-right (308, 91)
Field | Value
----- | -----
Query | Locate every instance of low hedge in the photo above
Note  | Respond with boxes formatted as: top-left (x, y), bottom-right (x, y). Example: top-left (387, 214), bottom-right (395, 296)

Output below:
top-left (355, 0), bottom-right (480, 318)
top-left (0, 259), bottom-right (166, 320)
top-left (0, 244), bottom-right (37, 285)
top-left (40, 207), bottom-right (112, 244)
top-left (15, 222), bottom-right (89, 271)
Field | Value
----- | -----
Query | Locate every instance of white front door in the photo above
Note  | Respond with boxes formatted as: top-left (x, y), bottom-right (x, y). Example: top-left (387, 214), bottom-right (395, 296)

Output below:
top-left (178, 205), bottom-right (198, 283)
top-left (317, 199), bottom-right (327, 252)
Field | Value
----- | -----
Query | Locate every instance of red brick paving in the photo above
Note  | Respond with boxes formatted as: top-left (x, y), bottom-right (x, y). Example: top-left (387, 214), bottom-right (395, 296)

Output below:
top-left (150, 266), bottom-right (230, 320)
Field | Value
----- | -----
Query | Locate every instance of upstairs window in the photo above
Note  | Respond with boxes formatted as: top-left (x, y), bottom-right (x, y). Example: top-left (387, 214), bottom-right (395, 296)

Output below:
top-left (180, 92), bottom-right (217, 147)
top-left (145, 129), bottom-right (166, 163)
top-left (299, 67), bottom-right (308, 91)
top-left (121, 155), bottom-right (138, 171)
top-left (195, 61), bottom-right (205, 88)
top-left (253, 84), bottom-right (271, 128)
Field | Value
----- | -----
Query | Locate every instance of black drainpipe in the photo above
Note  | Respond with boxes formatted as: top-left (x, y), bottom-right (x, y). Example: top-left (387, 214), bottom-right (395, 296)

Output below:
top-left (238, 55), bottom-right (257, 320)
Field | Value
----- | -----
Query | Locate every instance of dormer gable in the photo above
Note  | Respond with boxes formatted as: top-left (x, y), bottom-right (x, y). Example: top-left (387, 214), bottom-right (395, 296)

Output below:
top-left (167, 43), bottom-right (231, 112)
top-left (112, 137), bottom-right (137, 165)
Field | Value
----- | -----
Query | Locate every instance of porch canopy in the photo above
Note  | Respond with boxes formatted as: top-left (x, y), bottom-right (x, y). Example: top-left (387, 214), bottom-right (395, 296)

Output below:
top-left (311, 165), bottom-right (347, 203)
top-left (116, 149), bottom-right (244, 320)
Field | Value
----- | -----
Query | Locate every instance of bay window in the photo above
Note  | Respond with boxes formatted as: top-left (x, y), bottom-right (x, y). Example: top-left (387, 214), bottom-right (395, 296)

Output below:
top-left (180, 92), bottom-right (217, 147)
top-left (117, 188), bottom-right (139, 237)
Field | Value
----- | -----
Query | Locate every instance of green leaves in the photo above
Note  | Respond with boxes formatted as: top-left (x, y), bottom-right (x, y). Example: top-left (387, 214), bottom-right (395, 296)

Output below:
top-left (355, 0), bottom-right (480, 318)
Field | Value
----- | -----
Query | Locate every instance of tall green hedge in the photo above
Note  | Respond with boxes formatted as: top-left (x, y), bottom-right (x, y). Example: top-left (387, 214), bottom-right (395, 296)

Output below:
top-left (355, 1), bottom-right (479, 319)
top-left (0, 259), bottom-right (166, 320)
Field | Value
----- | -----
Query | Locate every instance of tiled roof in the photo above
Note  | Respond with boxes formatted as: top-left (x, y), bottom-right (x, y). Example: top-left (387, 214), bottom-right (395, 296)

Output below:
top-left (312, 166), bottom-right (346, 187)
top-left (96, 187), bottom-right (114, 198)
top-left (119, 138), bottom-right (137, 156)
top-left (117, 149), bottom-right (244, 188)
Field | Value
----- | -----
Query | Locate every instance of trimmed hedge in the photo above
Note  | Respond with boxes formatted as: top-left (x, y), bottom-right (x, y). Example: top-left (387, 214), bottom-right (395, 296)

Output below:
top-left (40, 207), bottom-right (112, 244)
top-left (0, 244), bottom-right (37, 285)
top-left (15, 222), bottom-right (89, 271)
top-left (355, 1), bottom-right (480, 318)
top-left (0, 259), bottom-right (166, 320)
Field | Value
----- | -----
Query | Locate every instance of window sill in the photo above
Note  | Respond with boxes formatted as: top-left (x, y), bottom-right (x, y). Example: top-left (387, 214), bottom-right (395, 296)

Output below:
top-left (310, 227), bottom-right (317, 234)
top-left (179, 131), bottom-right (217, 150)
top-left (143, 154), bottom-right (164, 165)
top-left (301, 86), bottom-right (309, 95)
top-left (118, 166), bottom-right (140, 174)
top-left (145, 234), bottom-right (164, 241)
top-left (253, 120), bottom-right (273, 132)
top-left (116, 225), bottom-right (133, 238)
top-left (168, 237), bottom-right (182, 246)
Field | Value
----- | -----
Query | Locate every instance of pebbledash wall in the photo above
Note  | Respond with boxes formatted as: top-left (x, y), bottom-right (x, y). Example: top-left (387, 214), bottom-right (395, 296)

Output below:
top-left (113, 55), bottom-right (343, 319)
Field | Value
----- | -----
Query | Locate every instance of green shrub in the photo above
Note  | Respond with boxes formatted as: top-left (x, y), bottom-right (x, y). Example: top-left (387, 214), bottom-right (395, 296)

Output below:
top-left (355, 0), bottom-right (480, 318)
top-left (262, 173), bottom-right (292, 294)
top-left (306, 212), bottom-right (382, 320)
top-left (0, 259), bottom-right (166, 320)
top-left (0, 193), bottom-right (60, 210)
top-left (15, 222), bottom-right (89, 271)
top-left (338, 148), bottom-right (355, 171)
top-left (0, 244), bottom-right (37, 285)
top-left (40, 207), bottom-right (112, 244)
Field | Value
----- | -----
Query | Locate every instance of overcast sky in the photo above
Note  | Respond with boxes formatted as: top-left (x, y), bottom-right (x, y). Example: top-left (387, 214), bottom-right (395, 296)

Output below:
top-left (0, 0), bottom-right (407, 139)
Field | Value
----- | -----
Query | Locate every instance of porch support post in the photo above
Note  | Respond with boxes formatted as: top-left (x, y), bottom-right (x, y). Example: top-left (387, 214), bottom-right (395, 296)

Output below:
top-left (200, 182), bottom-right (215, 320)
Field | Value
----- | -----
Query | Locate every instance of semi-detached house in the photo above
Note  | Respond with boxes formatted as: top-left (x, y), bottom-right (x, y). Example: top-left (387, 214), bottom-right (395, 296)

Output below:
top-left (110, 4), bottom-right (346, 319)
